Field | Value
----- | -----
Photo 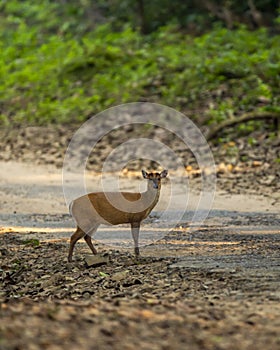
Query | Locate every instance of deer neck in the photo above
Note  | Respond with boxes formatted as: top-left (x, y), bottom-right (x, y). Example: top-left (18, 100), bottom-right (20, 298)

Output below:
top-left (142, 181), bottom-right (161, 208)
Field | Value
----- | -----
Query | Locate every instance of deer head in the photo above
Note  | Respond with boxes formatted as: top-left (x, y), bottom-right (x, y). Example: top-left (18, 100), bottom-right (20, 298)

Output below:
top-left (142, 169), bottom-right (168, 189)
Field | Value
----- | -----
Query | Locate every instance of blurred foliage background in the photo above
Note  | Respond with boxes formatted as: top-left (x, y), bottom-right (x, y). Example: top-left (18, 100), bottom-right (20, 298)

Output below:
top-left (0, 0), bottom-right (279, 136)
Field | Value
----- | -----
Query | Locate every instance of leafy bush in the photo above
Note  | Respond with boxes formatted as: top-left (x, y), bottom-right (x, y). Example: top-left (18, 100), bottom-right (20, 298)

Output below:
top-left (0, 21), bottom-right (279, 126)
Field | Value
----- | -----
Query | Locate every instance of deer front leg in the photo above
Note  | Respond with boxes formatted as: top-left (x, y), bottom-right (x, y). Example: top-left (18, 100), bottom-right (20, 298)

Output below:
top-left (131, 222), bottom-right (140, 257)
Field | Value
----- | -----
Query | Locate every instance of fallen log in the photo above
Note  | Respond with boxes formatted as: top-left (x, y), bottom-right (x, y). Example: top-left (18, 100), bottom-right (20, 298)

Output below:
top-left (206, 111), bottom-right (280, 141)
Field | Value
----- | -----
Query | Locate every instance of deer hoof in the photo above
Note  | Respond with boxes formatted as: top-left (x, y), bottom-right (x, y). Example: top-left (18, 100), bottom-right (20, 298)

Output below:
top-left (134, 247), bottom-right (140, 257)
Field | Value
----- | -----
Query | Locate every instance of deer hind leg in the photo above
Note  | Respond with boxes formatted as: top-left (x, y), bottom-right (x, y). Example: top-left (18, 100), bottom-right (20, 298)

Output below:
top-left (131, 222), bottom-right (140, 257)
top-left (68, 226), bottom-right (85, 262)
top-left (84, 225), bottom-right (99, 255)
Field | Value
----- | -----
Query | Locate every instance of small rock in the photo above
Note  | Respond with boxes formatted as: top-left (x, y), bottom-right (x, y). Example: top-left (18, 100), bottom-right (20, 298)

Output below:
top-left (85, 254), bottom-right (109, 268)
top-left (111, 270), bottom-right (130, 282)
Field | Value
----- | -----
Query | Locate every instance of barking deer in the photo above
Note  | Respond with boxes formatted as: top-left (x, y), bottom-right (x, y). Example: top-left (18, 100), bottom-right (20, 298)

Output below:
top-left (68, 169), bottom-right (168, 262)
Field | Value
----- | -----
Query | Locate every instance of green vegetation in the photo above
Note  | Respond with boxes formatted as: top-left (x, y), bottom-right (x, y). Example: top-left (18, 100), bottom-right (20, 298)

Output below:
top-left (0, 1), bottom-right (279, 131)
top-left (22, 238), bottom-right (40, 247)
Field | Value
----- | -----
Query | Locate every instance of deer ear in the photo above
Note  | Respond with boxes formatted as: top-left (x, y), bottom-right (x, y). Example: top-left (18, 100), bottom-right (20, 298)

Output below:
top-left (142, 170), bottom-right (149, 179)
top-left (160, 169), bottom-right (168, 178)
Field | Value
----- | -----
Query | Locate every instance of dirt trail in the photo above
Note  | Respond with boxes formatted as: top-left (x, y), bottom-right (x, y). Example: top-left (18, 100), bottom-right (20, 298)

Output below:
top-left (0, 160), bottom-right (278, 245)
top-left (0, 160), bottom-right (277, 217)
